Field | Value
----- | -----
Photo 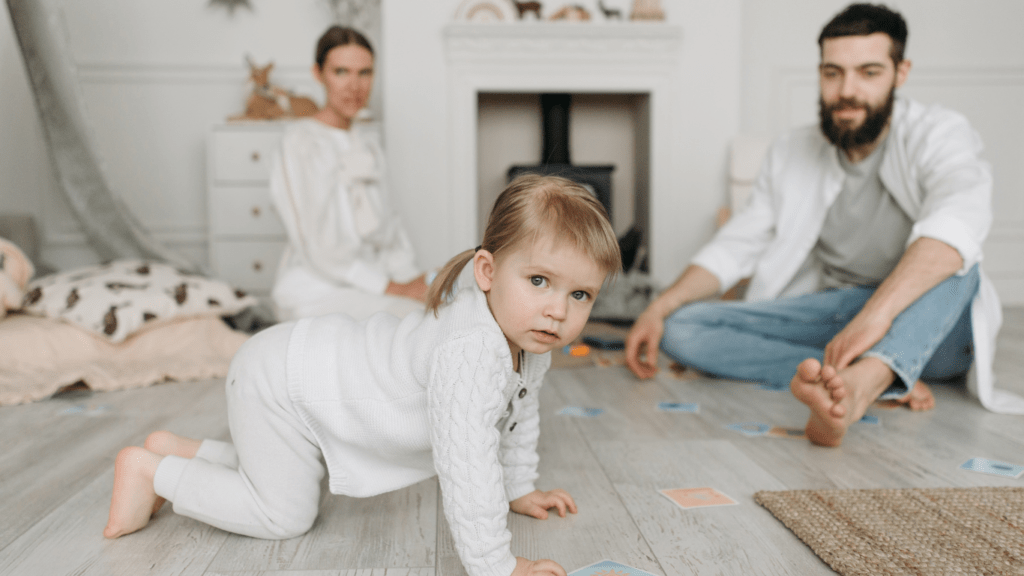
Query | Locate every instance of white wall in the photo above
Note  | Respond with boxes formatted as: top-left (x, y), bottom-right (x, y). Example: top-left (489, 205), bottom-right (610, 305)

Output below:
top-left (740, 0), bottom-right (1024, 302)
top-left (384, 0), bottom-right (741, 282)
top-left (0, 0), bottom-right (363, 270)
top-left (2, 0), bottom-right (1022, 301)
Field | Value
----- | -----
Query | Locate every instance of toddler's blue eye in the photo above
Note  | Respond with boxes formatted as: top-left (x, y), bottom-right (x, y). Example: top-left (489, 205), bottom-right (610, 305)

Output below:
top-left (572, 290), bottom-right (590, 302)
top-left (530, 276), bottom-right (545, 287)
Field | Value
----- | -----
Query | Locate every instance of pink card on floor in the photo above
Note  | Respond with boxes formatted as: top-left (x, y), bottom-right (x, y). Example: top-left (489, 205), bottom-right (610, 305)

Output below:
top-left (659, 486), bottom-right (739, 510)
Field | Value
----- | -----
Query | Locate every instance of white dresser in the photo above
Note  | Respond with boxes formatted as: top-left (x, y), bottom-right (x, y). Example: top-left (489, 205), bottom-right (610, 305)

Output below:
top-left (206, 122), bottom-right (290, 296)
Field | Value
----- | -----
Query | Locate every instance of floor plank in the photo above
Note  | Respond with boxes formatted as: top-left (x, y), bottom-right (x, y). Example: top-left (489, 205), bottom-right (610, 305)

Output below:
top-left (206, 479), bottom-right (437, 572)
top-left (1, 309), bottom-right (1023, 576)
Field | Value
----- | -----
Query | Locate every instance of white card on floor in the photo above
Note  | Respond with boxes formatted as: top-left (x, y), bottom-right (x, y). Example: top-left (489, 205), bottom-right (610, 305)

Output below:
top-left (558, 406), bottom-right (605, 418)
top-left (569, 559), bottom-right (661, 576)
top-left (959, 457), bottom-right (1024, 478)
top-left (657, 401), bottom-right (699, 413)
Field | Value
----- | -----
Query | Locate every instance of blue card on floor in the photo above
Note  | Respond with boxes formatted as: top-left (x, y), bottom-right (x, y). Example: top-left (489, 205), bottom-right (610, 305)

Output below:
top-left (858, 414), bottom-right (880, 425)
top-left (569, 559), bottom-right (660, 576)
top-left (725, 422), bottom-right (771, 436)
top-left (959, 457), bottom-right (1024, 478)
top-left (657, 401), bottom-right (699, 413)
top-left (558, 406), bottom-right (605, 418)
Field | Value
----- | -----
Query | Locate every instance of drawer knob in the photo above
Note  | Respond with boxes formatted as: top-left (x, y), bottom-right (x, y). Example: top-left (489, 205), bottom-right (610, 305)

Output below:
top-left (252, 260), bottom-right (263, 272)
top-left (251, 206), bottom-right (261, 218)
top-left (251, 151), bottom-right (261, 162)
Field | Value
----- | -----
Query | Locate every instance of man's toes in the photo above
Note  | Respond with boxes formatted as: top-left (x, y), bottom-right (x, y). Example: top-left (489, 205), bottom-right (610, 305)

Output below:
top-left (796, 358), bottom-right (822, 382)
top-left (831, 387), bottom-right (847, 401)
top-left (821, 364), bottom-right (837, 381)
top-left (829, 403), bottom-right (846, 419)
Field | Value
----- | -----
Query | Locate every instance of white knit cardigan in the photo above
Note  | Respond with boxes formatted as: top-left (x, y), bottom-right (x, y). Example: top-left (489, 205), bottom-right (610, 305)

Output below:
top-left (288, 272), bottom-right (548, 576)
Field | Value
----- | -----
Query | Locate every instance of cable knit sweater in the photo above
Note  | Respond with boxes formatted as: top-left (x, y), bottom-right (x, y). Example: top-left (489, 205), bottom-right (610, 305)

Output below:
top-left (287, 271), bottom-right (547, 576)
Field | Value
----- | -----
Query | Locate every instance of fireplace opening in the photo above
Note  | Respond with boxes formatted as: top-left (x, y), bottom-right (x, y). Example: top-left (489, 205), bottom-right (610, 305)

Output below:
top-left (477, 92), bottom-right (650, 272)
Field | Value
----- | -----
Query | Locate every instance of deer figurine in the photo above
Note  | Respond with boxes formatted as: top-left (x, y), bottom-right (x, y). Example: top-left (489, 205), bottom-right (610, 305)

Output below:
top-left (598, 0), bottom-right (622, 20)
top-left (512, 1), bottom-right (542, 19)
top-left (231, 57), bottom-right (319, 121)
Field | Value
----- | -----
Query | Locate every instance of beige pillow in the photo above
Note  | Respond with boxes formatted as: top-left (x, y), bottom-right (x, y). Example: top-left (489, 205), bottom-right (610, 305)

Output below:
top-left (0, 314), bottom-right (248, 406)
top-left (22, 259), bottom-right (257, 343)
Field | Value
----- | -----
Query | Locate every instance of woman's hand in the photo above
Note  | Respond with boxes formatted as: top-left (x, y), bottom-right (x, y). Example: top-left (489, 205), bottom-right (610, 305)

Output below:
top-left (386, 274), bottom-right (428, 302)
top-left (512, 557), bottom-right (567, 576)
top-left (510, 489), bottom-right (578, 519)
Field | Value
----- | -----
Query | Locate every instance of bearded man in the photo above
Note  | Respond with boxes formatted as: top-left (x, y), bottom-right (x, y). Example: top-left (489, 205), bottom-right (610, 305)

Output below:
top-left (625, 3), bottom-right (1024, 447)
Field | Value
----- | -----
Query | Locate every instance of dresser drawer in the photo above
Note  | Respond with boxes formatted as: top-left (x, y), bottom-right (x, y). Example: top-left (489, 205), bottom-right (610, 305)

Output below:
top-left (209, 186), bottom-right (286, 236)
top-left (210, 129), bottom-right (284, 182)
top-left (210, 240), bottom-right (286, 293)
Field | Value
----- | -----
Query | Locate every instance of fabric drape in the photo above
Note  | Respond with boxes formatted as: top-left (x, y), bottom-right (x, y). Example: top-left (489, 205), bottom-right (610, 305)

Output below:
top-left (5, 0), bottom-right (196, 272)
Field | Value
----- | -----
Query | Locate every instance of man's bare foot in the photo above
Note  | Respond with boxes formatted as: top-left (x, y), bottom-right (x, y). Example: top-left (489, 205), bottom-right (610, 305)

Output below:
top-left (895, 380), bottom-right (935, 411)
top-left (790, 358), bottom-right (894, 447)
top-left (103, 447), bottom-right (163, 539)
top-left (873, 380), bottom-right (936, 411)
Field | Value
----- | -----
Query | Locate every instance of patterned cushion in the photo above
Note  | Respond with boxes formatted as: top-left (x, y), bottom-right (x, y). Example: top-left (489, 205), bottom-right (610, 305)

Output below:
top-left (22, 259), bottom-right (257, 343)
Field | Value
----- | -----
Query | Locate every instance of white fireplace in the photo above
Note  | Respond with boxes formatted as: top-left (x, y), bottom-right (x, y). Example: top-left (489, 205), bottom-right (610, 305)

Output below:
top-left (444, 22), bottom-right (682, 277)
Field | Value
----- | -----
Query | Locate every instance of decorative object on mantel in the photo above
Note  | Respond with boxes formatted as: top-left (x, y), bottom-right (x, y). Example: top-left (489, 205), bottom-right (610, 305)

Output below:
top-left (208, 0), bottom-right (253, 15)
top-left (630, 0), bottom-right (664, 21)
top-left (549, 4), bottom-right (591, 21)
top-left (597, 0), bottom-right (622, 20)
top-left (512, 1), bottom-right (542, 20)
top-left (229, 57), bottom-right (318, 122)
top-left (322, 0), bottom-right (378, 29)
top-left (454, 0), bottom-right (518, 22)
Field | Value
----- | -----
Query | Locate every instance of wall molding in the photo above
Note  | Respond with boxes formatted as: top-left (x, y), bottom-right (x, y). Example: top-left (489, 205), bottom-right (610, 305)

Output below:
top-left (75, 62), bottom-right (316, 85)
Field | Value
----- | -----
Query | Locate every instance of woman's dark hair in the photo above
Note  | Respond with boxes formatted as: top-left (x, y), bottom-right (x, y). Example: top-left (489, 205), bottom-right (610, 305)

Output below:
top-left (818, 3), bottom-right (908, 65)
top-left (315, 26), bottom-right (374, 69)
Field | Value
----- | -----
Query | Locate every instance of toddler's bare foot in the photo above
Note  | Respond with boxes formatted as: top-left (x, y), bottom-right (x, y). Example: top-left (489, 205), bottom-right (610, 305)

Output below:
top-left (144, 430), bottom-right (202, 458)
top-left (104, 447), bottom-right (163, 538)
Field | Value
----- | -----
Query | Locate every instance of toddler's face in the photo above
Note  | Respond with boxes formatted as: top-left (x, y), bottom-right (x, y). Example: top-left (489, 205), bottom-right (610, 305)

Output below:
top-left (476, 234), bottom-right (606, 359)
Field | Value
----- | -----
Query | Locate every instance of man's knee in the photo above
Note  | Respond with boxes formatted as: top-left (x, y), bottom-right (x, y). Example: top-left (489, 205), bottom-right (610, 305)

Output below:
top-left (665, 301), bottom-right (724, 328)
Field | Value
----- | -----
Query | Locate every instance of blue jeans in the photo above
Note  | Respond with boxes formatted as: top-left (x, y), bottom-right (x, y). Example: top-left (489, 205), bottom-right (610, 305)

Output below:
top-left (660, 265), bottom-right (979, 398)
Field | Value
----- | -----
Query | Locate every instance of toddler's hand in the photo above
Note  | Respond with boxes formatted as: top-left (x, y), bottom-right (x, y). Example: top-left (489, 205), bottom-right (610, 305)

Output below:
top-left (512, 557), bottom-right (567, 576)
top-left (510, 489), bottom-right (578, 519)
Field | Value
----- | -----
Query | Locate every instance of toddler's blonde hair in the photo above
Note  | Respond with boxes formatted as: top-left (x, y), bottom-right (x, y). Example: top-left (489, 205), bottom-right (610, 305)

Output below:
top-left (426, 174), bottom-right (621, 315)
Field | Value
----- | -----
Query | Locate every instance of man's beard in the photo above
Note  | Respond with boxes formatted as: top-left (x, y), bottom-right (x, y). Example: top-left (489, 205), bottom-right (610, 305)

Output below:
top-left (819, 86), bottom-right (895, 150)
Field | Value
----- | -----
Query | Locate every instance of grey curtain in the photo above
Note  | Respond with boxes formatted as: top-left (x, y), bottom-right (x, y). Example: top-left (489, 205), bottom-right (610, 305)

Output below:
top-left (5, 0), bottom-right (198, 272)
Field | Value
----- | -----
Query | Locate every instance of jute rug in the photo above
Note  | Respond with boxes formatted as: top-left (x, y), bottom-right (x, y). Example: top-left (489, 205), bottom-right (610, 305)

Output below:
top-left (754, 487), bottom-right (1024, 575)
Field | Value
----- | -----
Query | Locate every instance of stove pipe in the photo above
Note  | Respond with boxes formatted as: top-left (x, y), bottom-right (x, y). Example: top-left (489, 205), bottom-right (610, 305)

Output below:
top-left (541, 93), bottom-right (571, 165)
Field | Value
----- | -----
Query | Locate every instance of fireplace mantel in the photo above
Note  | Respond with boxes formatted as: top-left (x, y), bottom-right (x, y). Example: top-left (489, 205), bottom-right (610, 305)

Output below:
top-left (444, 22), bottom-right (681, 62)
top-left (443, 22), bottom-right (683, 269)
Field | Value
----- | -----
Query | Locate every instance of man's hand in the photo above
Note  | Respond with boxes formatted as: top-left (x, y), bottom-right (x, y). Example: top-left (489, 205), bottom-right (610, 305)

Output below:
top-left (510, 489), bottom-right (577, 520)
top-left (625, 309), bottom-right (664, 379)
top-left (824, 310), bottom-right (892, 370)
top-left (824, 237), bottom-right (965, 371)
top-left (386, 274), bottom-right (428, 302)
top-left (512, 557), bottom-right (567, 576)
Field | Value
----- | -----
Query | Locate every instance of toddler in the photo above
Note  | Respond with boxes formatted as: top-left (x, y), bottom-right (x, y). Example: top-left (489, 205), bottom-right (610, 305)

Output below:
top-left (104, 174), bottom-right (622, 576)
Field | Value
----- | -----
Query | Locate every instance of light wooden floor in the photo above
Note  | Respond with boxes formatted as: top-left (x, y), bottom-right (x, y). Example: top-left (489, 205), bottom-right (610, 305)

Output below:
top-left (3, 309), bottom-right (1024, 576)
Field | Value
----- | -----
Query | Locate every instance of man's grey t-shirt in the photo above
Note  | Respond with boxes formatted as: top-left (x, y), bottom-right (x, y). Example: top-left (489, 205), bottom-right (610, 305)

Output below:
top-left (815, 135), bottom-right (914, 290)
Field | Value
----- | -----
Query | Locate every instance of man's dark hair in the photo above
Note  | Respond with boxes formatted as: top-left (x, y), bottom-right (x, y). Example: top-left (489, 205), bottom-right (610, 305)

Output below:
top-left (818, 3), bottom-right (908, 65)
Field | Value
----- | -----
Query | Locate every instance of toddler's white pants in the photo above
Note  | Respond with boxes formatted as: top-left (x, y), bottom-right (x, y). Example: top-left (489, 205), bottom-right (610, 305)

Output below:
top-left (153, 322), bottom-right (325, 539)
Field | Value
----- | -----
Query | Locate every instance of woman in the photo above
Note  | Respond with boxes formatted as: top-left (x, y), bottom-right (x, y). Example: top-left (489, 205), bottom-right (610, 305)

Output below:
top-left (270, 26), bottom-right (427, 322)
